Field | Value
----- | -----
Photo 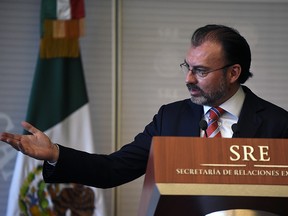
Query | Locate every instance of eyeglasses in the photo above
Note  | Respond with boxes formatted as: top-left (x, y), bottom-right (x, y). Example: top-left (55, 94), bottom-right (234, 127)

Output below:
top-left (180, 62), bottom-right (234, 78)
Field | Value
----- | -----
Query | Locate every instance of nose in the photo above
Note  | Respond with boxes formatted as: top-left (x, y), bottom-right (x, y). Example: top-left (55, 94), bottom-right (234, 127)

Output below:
top-left (185, 70), bottom-right (198, 84)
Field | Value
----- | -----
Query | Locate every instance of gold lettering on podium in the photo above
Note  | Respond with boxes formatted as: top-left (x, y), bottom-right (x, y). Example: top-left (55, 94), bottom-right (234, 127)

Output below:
top-left (230, 145), bottom-right (270, 162)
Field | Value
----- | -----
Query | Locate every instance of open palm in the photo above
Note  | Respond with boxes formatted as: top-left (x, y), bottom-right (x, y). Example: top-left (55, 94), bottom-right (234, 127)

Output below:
top-left (0, 121), bottom-right (57, 162)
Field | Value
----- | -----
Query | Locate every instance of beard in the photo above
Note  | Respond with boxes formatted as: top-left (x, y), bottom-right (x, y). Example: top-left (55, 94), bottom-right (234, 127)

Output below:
top-left (186, 77), bottom-right (228, 106)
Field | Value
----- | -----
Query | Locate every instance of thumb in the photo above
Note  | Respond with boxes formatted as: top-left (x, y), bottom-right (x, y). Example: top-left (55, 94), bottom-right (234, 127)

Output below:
top-left (21, 121), bottom-right (41, 135)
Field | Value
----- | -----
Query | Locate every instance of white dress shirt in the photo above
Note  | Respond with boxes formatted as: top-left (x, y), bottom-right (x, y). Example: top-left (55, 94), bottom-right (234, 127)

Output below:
top-left (202, 86), bottom-right (245, 138)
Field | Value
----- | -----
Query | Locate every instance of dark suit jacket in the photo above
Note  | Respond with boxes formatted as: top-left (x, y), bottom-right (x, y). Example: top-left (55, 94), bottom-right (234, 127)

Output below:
top-left (43, 86), bottom-right (288, 188)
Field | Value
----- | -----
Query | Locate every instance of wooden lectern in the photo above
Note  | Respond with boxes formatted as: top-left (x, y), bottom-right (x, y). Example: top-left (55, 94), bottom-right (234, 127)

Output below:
top-left (138, 137), bottom-right (288, 216)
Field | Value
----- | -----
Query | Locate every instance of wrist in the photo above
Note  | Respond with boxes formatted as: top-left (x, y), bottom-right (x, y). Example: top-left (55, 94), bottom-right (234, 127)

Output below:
top-left (48, 143), bottom-right (59, 164)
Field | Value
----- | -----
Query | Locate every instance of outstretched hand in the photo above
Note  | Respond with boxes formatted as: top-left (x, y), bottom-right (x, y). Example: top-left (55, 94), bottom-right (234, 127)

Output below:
top-left (0, 121), bottom-right (59, 162)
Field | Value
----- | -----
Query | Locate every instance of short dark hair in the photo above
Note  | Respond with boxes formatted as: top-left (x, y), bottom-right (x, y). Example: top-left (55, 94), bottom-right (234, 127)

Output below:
top-left (191, 24), bottom-right (253, 84)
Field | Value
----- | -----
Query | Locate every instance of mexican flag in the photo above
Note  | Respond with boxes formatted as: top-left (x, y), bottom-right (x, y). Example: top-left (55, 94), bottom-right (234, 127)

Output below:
top-left (6, 0), bottom-right (106, 215)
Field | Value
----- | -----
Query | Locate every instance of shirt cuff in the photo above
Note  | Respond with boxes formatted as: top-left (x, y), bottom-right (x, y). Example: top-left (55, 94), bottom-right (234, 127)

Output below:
top-left (46, 143), bottom-right (59, 166)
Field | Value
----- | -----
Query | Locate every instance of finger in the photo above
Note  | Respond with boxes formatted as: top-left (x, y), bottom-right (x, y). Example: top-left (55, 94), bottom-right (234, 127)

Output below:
top-left (0, 132), bottom-right (7, 141)
top-left (21, 121), bottom-right (41, 135)
top-left (0, 132), bottom-right (22, 143)
top-left (0, 135), bottom-right (21, 151)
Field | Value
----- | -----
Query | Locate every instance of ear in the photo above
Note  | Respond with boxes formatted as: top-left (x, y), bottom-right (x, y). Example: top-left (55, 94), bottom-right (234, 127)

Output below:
top-left (228, 64), bottom-right (241, 84)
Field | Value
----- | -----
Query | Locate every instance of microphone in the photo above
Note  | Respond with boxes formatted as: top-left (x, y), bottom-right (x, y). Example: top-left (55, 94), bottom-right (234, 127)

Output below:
top-left (199, 119), bottom-right (208, 137)
top-left (231, 123), bottom-right (239, 137)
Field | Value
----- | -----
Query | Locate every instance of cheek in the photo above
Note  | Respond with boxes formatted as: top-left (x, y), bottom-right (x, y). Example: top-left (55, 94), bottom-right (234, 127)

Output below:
top-left (197, 79), bottom-right (217, 93)
top-left (198, 75), bottom-right (227, 93)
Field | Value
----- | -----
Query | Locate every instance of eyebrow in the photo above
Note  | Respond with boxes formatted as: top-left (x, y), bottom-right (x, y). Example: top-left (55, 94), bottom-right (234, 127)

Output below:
top-left (184, 60), bottom-right (208, 69)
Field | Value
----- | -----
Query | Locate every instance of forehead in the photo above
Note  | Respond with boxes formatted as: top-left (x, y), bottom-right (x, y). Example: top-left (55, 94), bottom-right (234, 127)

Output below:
top-left (186, 41), bottom-right (224, 65)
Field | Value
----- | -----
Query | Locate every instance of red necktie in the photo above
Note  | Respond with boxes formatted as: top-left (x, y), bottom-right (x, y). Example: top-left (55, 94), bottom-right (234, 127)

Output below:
top-left (206, 107), bottom-right (225, 138)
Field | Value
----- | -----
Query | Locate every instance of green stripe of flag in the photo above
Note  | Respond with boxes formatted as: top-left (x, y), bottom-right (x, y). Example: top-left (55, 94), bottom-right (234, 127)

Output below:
top-left (40, 0), bottom-right (57, 37)
top-left (25, 57), bottom-right (88, 133)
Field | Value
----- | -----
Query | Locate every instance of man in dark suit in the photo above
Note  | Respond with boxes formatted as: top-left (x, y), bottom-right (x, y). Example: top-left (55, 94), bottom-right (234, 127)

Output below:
top-left (1, 24), bottom-right (288, 189)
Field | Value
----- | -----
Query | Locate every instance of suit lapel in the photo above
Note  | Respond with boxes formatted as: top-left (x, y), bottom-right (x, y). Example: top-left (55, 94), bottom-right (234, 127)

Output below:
top-left (237, 86), bottom-right (264, 138)
top-left (184, 100), bottom-right (204, 136)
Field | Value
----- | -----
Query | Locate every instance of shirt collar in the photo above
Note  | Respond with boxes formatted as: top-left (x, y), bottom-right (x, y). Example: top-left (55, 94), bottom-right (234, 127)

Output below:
top-left (203, 86), bottom-right (245, 118)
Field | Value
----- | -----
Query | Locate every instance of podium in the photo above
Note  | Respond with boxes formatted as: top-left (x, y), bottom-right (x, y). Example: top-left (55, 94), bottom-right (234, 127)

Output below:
top-left (138, 137), bottom-right (288, 216)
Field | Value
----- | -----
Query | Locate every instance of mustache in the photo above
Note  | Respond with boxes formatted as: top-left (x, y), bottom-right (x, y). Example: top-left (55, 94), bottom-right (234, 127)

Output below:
top-left (186, 83), bottom-right (202, 91)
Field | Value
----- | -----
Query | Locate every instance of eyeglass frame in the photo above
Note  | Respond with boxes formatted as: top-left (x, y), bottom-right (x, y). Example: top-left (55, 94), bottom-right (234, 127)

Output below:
top-left (180, 62), bottom-right (235, 78)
